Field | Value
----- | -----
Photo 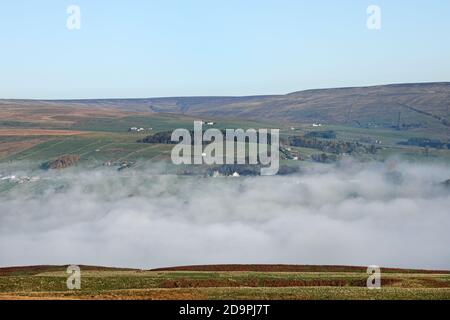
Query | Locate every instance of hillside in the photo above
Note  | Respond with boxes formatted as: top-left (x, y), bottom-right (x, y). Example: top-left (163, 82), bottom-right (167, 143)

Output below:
top-left (0, 264), bottom-right (449, 300)
top-left (1, 82), bottom-right (449, 164)
top-left (145, 82), bottom-right (450, 129)
top-left (2, 82), bottom-right (448, 130)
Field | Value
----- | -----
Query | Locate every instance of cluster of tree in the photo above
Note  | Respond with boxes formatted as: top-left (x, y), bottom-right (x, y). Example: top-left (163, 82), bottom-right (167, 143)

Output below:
top-left (304, 130), bottom-right (337, 139)
top-left (287, 136), bottom-right (379, 155)
top-left (311, 153), bottom-right (338, 163)
top-left (138, 131), bottom-right (178, 144)
top-left (398, 137), bottom-right (449, 149)
top-left (207, 164), bottom-right (261, 176)
top-left (138, 130), bottom-right (274, 145)
top-left (42, 155), bottom-right (80, 170)
top-left (399, 123), bottom-right (424, 130)
top-left (203, 164), bottom-right (299, 176)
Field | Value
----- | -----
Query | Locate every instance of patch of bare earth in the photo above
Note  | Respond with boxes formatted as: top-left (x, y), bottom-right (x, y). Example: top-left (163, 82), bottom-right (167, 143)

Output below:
top-left (0, 102), bottom-right (152, 126)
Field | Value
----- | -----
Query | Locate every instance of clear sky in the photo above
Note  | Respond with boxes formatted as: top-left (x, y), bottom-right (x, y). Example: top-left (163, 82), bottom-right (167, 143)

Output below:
top-left (0, 0), bottom-right (449, 99)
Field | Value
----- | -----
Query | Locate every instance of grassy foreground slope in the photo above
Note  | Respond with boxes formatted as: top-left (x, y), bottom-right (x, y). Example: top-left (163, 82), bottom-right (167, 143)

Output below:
top-left (0, 265), bottom-right (449, 300)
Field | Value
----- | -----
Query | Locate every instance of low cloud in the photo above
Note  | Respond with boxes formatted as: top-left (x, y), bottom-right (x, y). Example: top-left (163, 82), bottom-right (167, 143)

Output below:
top-left (0, 160), bottom-right (449, 269)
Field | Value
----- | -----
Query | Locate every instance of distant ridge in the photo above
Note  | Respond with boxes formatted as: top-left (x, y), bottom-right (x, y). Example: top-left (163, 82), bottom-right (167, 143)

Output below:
top-left (1, 264), bottom-right (449, 275)
top-left (149, 264), bottom-right (450, 274)
top-left (1, 82), bottom-right (450, 127)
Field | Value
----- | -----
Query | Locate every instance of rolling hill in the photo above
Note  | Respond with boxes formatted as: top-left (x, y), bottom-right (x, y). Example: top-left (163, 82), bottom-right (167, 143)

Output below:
top-left (0, 264), bottom-right (449, 300)
top-left (1, 82), bottom-right (449, 163)
top-left (2, 82), bottom-right (447, 130)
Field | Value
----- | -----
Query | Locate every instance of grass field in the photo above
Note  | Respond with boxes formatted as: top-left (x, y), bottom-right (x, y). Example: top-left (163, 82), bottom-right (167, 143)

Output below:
top-left (1, 120), bottom-right (449, 166)
top-left (0, 265), bottom-right (449, 300)
top-left (1, 99), bottom-right (449, 165)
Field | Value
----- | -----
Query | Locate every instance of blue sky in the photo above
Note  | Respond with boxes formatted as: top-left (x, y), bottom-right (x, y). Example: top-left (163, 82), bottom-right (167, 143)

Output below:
top-left (0, 0), bottom-right (449, 99)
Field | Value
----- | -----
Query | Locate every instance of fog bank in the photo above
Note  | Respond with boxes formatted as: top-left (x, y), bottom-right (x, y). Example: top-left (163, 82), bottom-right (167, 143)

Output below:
top-left (1, 160), bottom-right (449, 269)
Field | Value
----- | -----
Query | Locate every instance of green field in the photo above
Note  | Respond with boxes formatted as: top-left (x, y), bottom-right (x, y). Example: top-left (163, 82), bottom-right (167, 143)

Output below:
top-left (2, 117), bottom-right (449, 166)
